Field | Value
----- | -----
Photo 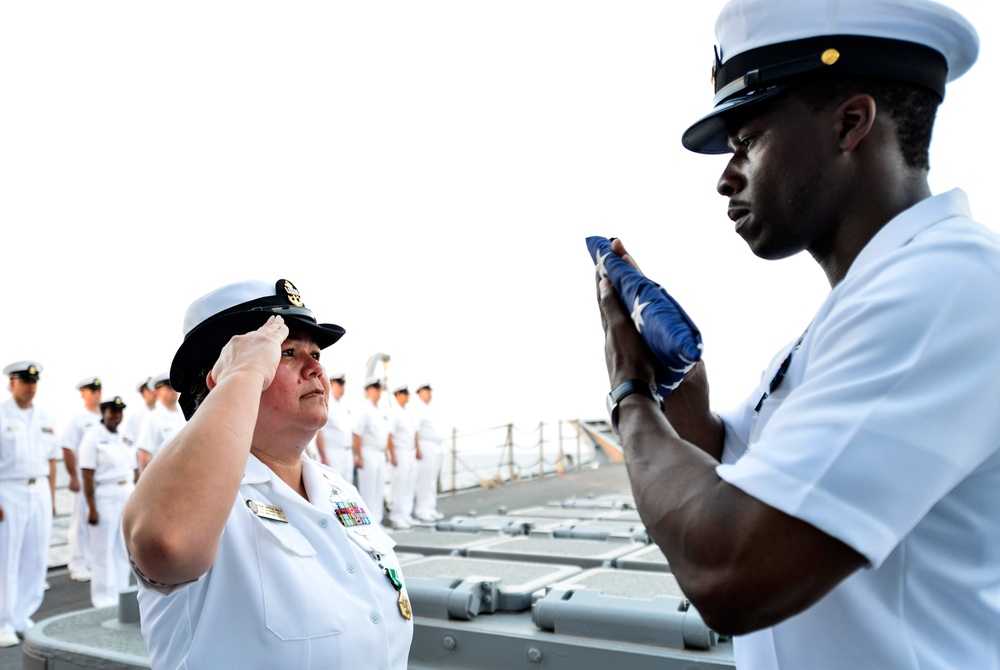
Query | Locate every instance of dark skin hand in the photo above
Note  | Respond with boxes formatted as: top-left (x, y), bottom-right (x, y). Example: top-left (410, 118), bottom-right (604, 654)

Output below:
top-left (597, 238), bottom-right (866, 635)
top-left (83, 469), bottom-right (99, 525)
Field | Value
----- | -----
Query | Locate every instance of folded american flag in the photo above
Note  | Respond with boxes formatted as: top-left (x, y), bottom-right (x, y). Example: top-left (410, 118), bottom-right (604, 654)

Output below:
top-left (587, 236), bottom-right (703, 395)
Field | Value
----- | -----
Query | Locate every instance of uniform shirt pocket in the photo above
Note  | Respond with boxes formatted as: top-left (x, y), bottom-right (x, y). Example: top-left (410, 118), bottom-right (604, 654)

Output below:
top-left (251, 516), bottom-right (347, 639)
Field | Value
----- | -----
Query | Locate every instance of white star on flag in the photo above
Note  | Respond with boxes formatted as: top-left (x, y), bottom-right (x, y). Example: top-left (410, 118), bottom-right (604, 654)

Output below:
top-left (595, 251), bottom-right (611, 279)
top-left (631, 296), bottom-right (650, 332)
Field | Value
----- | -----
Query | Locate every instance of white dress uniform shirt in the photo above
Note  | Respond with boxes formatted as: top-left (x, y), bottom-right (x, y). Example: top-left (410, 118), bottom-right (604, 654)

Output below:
top-left (353, 400), bottom-right (390, 525)
top-left (136, 404), bottom-right (186, 461)
top-left (387, 406), bottom-right (418, 526)
top-left (79, 423), bottom-right (136, 608)
top-left (412, 398), bottom-right (443, 520)
top-left (122, 403), bottom-right (151, 448)
top-left (716, 191), bottom-right (1000, 670)
top-left (0, 399), bottom-right (60, 636)
top-left (321, 396), bottom-right (354, 481)
top-left (135, 455), bottom-right (412, 669)
top-left (59, 407), bottom-right (100, 577)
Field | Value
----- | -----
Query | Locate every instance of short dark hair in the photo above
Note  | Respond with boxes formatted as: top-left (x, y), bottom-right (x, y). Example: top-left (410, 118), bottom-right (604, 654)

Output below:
top-left (792, 76), bottom-right (940, 170)
top-left (180, 366), bottom-right (212, 420)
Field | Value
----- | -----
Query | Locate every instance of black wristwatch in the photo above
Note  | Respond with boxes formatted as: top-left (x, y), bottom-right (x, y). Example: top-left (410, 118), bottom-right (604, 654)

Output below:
top-left (606, 379), bottom-right (661, 434)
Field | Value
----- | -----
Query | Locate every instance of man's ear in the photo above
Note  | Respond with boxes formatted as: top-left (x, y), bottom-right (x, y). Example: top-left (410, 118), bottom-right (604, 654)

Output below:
top-left (837, 93), bottom-right (877, 152)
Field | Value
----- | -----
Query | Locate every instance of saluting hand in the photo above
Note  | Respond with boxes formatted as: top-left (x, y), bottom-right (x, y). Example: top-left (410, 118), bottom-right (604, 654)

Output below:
top-left (209, 316), bottom-right (289, 392)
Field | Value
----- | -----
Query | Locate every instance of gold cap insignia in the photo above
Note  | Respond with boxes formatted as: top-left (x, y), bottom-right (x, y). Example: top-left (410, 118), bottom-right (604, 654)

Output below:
top-left (282, 280), bottom-right (304, 308)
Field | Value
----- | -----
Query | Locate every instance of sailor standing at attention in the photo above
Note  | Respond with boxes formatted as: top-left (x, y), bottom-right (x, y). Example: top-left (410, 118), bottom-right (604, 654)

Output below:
top-left (0, 361), bottom-right (59, 648)
top-left (412, 383), bottom-right (444, 522)
top-left (387, 385), bottom-right (420, 531)
top-left (353, 378), bottom-right (391, 527)
top-left (315, 372), bottom-right (354, 481)
top-left (122, 279), bottom-right (411, 669)
top-left (79, 394), bottom-right (138, 608)
top-left (135, 372), bottom-right (186, 473)
top-left (594, 1), bottom-right (1000, 668)
top-left (122, 377), bottom-right (156, 448)
top-left (59, 376), bottom-right (103, 582)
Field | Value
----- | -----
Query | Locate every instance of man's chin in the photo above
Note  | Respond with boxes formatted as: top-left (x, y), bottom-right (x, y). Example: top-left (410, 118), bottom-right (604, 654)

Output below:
top-left (745, 236), bottom-right (802, 262)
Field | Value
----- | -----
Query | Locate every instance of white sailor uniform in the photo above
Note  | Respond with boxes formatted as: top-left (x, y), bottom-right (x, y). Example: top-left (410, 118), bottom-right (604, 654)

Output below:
top-left (321, 395), bottom-right (354, 482)
top-left (135, 455), bottom-right (412, 669)
top-left (59, 407), bottom-right (100, 578)
top-left (122, 403), bottom-right (151, 451)
top-left (353, 400), bottom-right (390, 526)
top-left (388, 405), bottom-right (418, 527)
top-left (0, 398), bottom-right (59, 637)
top-left (717, 191), bottom-right (1000, 669)
top-left (78, 424), bottom-right (136, 608)
top-left (136, 404), bottom-right (186, 462)
top-left (412, 398), bottom-right (443, 521)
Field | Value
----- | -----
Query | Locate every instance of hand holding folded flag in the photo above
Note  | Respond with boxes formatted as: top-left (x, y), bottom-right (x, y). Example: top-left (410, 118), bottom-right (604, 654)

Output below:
top-left (587, 236), bottom-right (703, 396)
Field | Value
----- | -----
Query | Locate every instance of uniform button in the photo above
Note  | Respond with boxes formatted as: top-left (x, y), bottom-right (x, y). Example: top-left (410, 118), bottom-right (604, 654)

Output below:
top-left (370, 612), bottom-right (380, 624)
top-left (347, 564), bottom-right (355, 574)
top-left (319, 518), bottom-right (329, 527)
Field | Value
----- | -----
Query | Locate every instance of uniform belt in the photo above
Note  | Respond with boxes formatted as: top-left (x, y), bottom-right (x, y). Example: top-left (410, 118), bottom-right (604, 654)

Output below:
top-left (1, 477), bottom-right (47, 485)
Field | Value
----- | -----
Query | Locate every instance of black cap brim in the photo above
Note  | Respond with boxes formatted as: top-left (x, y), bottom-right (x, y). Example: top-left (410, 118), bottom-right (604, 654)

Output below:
top-left (11, 373), bottom-right (40, 382)
top-left (681, 83), bottom-right (791, 154)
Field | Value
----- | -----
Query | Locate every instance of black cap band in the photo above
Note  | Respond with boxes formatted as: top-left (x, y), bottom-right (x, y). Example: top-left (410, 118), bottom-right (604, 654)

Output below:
top-left (714, 35), bottom-right (948, 105)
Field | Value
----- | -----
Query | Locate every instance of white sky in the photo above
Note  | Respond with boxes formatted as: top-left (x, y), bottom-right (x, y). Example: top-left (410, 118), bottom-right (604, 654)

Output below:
top-left (1, 1), bottom-right (994, 433)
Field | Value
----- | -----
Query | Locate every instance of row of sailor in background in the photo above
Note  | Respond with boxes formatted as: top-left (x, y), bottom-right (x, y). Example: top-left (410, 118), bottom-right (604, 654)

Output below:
top-left (309, 374), bottom-right (444, 530)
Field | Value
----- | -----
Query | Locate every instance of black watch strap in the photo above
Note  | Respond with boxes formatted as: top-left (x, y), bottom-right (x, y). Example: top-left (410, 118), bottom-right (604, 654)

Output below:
top-left (606, 379), bottom-right (661, 434)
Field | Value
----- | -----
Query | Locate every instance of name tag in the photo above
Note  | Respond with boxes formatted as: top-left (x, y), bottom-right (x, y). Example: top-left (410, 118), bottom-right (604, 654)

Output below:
top-left (245, 499), bottom-right (288, 523)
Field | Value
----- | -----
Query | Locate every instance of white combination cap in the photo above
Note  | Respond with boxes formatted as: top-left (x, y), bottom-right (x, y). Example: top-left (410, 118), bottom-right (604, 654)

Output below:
top-left (682, 0), bottom-right (979, 153)
top-left (75, 376), bottom-right (102, 391)
top-left (4, 360), bottom-right (43, 381)
top-left (150, 372), bottom-right (172, 390)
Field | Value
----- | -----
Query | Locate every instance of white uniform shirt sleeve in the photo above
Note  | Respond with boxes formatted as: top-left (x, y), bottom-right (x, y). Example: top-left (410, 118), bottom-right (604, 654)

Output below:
top-left (353, 406), bottom-right (369, 438)
top-left (136, 411), bottom-right (156, 454)
top-left (78, 428), bottom-right (99, 470)
top-left (58, 416), bottom-right (82, 453)
top-left (717, 229), bottom-right (1000, 568)
top-left (42, 410), bottom-right (61, 460)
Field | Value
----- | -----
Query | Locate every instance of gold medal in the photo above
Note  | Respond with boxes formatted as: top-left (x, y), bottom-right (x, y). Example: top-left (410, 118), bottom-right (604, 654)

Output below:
top-left (398, 592), bottom-right (413, 620)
